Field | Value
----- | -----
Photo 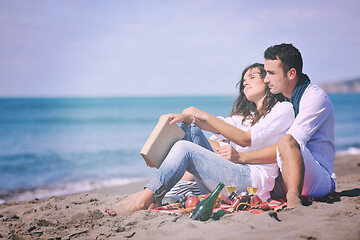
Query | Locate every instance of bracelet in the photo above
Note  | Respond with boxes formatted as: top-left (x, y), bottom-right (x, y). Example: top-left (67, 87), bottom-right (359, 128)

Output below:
top-left (191, 115), bottom-right (196, 124)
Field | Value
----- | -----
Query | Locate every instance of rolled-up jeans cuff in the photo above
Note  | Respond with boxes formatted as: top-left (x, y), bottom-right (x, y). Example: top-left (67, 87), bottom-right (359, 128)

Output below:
top-left (144, 179), bottom-right (167, 203)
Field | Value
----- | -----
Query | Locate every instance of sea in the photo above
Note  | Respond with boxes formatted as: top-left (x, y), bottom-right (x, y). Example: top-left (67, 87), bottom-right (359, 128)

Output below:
top-left (0, 95), bottom-right (359, 203)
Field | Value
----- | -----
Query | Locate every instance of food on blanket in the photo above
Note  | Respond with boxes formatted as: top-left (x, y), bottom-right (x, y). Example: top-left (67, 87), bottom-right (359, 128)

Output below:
top-left (228, 191), bottom-right (263, 210)
top-left (228, 192), bottom-right (238, 201)
top-left (249, 195), bottom-right (261, 206)
top-left (229, 192), bottom-right (241, 211)
top-left (229, 192), bottom-right (251, 202)
top-left (225, 185), bottom-right (237, 195)
top-left (247, 186), bottom-right (258, 196)
top-left (185, 196), bottom-right (199, 208)
top-left (190, 182), bottom-right (224, 221)
top-left (228, 192), bottom-right (241, 212)
top-left (179, 194), bottom-right (188, 208)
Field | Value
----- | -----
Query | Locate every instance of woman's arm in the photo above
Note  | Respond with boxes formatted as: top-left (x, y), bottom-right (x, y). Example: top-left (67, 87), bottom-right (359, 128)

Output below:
top-left (167, 106), bottom-right (251, 147)
top-left (166, 111), bottom-right (221, 133)
top-left (182, 106), bottom-right (251, 147)
top-left (166, 112), bottom-right (218, 131)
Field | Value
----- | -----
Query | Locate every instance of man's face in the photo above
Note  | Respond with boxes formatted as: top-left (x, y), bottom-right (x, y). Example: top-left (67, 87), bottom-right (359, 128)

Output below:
top-left (264, 58), bottom-right (290, 97)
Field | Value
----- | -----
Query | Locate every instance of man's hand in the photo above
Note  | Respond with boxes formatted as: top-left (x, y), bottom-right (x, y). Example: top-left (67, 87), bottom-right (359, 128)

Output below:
top-left (217, 144), bottom-right (242, 163)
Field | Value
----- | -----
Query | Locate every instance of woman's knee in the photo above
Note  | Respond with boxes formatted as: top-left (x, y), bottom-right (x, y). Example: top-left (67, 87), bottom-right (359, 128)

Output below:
top-left (171, 140), bottom-right (204, 166)
top-left (174, 139), bottom-right (192, 146)
top-left (161, 140), bottom-right (191, 168)
top-left (172, 140), bottom-right (193, 155)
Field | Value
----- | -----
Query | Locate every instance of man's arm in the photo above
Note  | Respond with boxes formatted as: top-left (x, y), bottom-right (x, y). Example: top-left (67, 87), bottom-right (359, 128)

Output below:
top-left (287, 87), bottom-right (334, 145)
top-left (218, 144), bottom-right (277, 164)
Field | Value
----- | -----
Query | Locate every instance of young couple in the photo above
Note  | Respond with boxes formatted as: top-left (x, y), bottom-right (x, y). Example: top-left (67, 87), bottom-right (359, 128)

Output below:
top-left (114, 43), bottom-right (335, 215)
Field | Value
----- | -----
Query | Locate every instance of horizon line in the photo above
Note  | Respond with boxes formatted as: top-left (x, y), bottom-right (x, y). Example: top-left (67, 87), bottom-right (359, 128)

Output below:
top-left (0, 94), bottom-right (236, 99)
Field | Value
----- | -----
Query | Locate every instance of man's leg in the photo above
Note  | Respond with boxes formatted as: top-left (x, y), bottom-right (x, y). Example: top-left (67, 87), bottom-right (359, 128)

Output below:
top-left (278, 134), bottom-right (304, 208)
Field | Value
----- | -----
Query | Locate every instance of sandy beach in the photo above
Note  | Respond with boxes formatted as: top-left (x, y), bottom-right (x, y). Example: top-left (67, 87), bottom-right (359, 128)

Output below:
top-left (1, 154), bottom-right (359, 240)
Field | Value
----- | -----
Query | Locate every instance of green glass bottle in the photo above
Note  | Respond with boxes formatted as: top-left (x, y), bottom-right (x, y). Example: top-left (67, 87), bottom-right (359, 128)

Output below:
top-left (189, 182), bottom-right (224, 221)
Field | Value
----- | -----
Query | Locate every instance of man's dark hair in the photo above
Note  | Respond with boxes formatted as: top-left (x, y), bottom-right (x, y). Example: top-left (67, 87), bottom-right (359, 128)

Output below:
top-left (264, 43), bottom-right (303, 77)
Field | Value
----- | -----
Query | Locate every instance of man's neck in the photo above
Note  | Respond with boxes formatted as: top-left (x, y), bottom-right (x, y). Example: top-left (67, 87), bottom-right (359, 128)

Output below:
top-left (283, 77), bottom-right (299, 99)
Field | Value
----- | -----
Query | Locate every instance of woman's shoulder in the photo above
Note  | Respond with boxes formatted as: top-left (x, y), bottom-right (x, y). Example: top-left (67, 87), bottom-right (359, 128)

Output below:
top-left (223, 114), bottom-right (246, 124)
top-left (272, 101), bottom-right (294, 112)
top-left (267, 101), bottom-right (295, 118)
top-left (222, 114), bottom-right (253, 129)
top-left (255, 101), bottom-right (294, 127)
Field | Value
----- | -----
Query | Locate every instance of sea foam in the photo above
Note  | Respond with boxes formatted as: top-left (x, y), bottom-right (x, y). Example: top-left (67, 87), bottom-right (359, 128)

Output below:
top-left (336, 147), bottom-right (360, 156)
top-left (0, 177), bottom-right (146, 203)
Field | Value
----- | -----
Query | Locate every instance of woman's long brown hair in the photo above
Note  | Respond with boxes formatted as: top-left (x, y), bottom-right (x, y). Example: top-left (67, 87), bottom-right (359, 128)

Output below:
top-left (230, 63), bottom-right (284, 125)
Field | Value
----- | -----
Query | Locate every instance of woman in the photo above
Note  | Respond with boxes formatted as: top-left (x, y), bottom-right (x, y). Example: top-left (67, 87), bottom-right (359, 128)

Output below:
top-left (114, 63), bottom-right (294, 215)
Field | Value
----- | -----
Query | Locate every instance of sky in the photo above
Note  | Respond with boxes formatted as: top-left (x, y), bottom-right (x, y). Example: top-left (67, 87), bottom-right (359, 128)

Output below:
top-left (0, 0), bottom-right (359, 97)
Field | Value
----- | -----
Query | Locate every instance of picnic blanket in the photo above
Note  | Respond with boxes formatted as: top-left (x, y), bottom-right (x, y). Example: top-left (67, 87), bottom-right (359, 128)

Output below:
top-left (132, 192), bottom-right (340, 217)
top-left (132, 198), bottom-right (285, 216)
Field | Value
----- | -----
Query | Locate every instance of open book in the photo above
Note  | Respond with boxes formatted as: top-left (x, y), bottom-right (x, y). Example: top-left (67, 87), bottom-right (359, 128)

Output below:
top-left (140, 115), bottom-right (185, 168)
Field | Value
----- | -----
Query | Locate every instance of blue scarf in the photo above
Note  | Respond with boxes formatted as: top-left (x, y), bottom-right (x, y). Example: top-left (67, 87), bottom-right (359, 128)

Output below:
top-left (290, 74), bottom-right (311, 116)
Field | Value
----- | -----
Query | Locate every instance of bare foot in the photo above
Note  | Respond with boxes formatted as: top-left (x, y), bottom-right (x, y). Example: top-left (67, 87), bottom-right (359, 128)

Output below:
top-left (286, 191), bottom-right (302, 209)
top-left (113, 188), bottom-right (156, 216)
top-left (147, 201), bottom-right (162, 210)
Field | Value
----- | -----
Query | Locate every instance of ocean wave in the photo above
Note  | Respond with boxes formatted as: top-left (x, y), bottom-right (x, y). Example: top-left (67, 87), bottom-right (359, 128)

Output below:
top-left (0, 149), bottom-right (137, 162)
top-left (336, 147), bottom-right (360, 156)
top-left (0, 177), bottom-right (146, 203)
top-left (0, 116), bottom-right (156, 124)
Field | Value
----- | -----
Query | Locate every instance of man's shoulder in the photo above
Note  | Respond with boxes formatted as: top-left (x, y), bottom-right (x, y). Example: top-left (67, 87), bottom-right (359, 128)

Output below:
top-left (301, 83), bottom-right (334, 108)
top-left (304, 83), bottom-right (327, 95)
top-left (303, 83), bottom-right (331, 101)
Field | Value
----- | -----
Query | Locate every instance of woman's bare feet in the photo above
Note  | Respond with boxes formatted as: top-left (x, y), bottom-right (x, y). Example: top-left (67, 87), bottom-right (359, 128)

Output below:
top-left (112, 188), bottom-right (158, 216)
top-left (286, 191), bottom-right (302, 209)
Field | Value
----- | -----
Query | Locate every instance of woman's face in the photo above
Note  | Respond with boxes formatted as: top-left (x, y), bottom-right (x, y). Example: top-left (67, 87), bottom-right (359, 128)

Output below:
top-left (243, 67), bottom-right (267, 105)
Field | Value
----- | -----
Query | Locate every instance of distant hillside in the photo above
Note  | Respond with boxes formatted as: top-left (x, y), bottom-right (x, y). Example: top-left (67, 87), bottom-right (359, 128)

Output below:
top-left (319, 78), bottom-right (360, 93)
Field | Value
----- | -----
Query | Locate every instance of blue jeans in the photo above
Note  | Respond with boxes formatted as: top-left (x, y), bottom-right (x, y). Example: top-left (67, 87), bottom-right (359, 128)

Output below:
top-left (145, 124), bottom-right (251, 201)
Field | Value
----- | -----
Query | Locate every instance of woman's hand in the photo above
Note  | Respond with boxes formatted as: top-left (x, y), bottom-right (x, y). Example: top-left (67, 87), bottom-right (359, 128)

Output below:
top-left (181, 106), bottom-right (220, 133)
top-left (217, 144), bottom-right (242, 163)
top-left (182, 106), bottom-right (209, 121)
top-left (166, 113), bottom-right (192, 125)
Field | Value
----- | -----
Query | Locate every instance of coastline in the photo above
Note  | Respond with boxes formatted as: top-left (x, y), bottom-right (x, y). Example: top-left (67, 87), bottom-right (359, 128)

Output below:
top-left (1, 154), bottom-right (359, 239)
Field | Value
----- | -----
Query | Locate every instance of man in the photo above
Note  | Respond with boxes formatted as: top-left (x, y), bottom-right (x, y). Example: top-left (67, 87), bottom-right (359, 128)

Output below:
top-left (219, 43), bottom-right (335, 208)
top-left (263, 43), bottom-right (335, 208)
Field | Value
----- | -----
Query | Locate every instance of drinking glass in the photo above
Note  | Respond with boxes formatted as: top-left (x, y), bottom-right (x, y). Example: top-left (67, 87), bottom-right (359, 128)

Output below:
top-left (224, 175), bottom-right (238, 196)
top-left (246, 185), bottom-right (258, 196)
